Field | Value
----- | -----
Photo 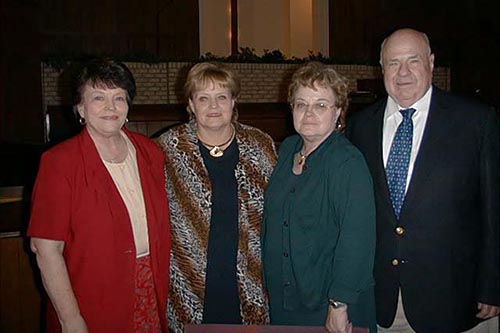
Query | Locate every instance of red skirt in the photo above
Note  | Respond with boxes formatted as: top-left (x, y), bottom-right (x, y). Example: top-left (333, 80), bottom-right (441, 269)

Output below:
top-left (134, 255), bottom-right (162, 333)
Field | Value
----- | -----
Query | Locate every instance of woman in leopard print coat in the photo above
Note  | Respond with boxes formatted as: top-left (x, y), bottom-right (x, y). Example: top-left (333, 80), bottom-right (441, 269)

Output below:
top-left (156, 62), bottom-right (277, 333)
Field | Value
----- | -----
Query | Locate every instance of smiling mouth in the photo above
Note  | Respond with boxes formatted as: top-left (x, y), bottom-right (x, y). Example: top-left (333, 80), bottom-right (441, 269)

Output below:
top-left (101, 116), bottom-right (119, 120)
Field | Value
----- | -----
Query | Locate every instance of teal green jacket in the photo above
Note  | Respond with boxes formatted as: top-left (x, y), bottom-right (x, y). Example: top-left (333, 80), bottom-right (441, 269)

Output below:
top-left (263, 132), bottom-right (376, 311)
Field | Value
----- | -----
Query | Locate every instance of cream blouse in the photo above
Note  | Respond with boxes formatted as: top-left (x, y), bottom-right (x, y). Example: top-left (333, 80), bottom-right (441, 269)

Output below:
top-left (103, 133), bottom-right (150, 258)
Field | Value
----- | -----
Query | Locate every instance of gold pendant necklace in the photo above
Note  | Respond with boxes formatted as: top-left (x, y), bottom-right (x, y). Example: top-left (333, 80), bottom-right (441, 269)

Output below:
top-left (209, 146), bottom-right (224, 158)
top-left (298, 151), bottom-right (307, 166)
top-left (198, 126), bottom-right (235, 158)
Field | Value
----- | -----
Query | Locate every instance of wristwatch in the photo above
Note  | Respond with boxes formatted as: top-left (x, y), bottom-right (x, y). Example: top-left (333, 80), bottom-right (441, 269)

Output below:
top-left (328, 299), bottom-right (347, 309)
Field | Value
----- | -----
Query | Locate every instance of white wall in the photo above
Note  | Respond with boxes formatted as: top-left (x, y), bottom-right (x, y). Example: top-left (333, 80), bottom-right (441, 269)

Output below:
top-left (238, 0), bottom-right (290, 55)
top-left (313, 0), bottom-right (329, 56)
top-left (290, 0), bottom-right (313, 57)
top-left (199, 0), bottom-right (231, 56)
top-left (199, 0), bottom-right (329, 57)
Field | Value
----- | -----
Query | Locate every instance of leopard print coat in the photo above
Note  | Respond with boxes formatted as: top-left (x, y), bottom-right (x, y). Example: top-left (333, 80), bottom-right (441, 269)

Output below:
top-left (156, 120), bottom-right (277, 333)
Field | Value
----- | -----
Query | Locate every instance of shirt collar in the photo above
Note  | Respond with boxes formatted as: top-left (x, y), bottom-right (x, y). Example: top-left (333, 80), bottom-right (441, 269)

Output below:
top-left (385, 86), bottom-right (433, 120)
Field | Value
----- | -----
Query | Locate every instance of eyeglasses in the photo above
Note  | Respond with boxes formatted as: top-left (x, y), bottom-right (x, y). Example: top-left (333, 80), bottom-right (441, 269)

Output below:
top-left (291, 101), bottom-right (336, 115)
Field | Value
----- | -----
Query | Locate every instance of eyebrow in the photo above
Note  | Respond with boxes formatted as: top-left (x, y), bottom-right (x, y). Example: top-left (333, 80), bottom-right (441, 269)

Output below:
top-left (294, 97), bottom-right (332, 103)
top-left (90, 87), bottom-right (122, 93)
top-left (392, 54), bottom-right (420, 60)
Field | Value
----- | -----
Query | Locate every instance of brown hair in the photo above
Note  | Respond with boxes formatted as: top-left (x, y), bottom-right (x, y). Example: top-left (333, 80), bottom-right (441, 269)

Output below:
top-left (73, 58), bottom-right (136, 106)
top-left (288, 62), bottom-right (349, 131)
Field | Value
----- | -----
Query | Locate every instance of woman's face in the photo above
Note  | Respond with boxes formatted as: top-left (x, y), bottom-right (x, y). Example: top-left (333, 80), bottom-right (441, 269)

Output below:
top-left (77, 84), bottom-right (129, 139)
top-left (292, 84), bottom-right (340, 144)
top-left (189, 81), bottom-right (235, 132)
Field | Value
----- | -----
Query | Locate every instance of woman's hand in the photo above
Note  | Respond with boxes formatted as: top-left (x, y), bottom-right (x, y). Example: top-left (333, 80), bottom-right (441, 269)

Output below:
top-left (61, 314), bottom-right (89, 333)
top-left (325, 304), bottom-right (352, 333)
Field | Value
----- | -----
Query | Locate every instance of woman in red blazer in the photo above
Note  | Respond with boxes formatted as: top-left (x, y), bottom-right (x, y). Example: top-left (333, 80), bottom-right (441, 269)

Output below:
top-left (28, 59), bottom-right (171, 333)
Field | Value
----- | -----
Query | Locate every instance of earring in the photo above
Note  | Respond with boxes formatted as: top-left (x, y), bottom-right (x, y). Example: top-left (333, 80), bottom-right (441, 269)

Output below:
top-left (79, 117), bottom-right (86, 125)
top-left (125, 118), bottom-right (129, 123)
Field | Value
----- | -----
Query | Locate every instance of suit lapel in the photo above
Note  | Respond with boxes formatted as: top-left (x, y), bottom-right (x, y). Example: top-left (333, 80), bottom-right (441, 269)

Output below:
top-left (362, 101), bottom-right (400, 224)
top-left (400, 88), bottom-right (452, 219)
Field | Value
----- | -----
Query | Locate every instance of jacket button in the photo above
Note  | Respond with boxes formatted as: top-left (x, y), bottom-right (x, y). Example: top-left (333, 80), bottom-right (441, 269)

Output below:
top-left (395, 226), bottom-right (405, 235)
top-left (391, 258), bottom-right (399, 266)
top-left (284, 252), bottom-right (289, 257)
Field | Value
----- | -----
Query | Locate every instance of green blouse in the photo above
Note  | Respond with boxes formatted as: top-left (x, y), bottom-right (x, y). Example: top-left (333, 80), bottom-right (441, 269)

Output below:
top-left (262, 132), bottom-right (376, 329)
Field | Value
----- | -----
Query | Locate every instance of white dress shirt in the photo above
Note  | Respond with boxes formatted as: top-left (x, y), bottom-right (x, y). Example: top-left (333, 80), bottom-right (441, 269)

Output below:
top-left (382, 86), bottom-right (433, 192)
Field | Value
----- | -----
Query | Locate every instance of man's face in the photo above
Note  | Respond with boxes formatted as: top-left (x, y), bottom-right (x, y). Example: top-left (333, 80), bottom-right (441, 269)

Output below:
top-left (382, 30), bottom-right (435, 108)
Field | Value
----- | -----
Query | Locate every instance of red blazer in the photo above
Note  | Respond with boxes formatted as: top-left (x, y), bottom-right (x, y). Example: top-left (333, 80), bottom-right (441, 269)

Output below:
top-left (29, 128), bottom-right (171, 333)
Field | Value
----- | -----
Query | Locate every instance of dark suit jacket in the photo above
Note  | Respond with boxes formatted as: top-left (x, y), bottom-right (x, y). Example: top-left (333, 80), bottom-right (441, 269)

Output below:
top-left (346, 87), bottom-right (500, 333)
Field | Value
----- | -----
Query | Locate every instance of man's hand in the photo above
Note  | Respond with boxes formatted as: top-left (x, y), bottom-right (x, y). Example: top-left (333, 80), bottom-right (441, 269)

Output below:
top-left (476, 303), bottom-right (500, 319)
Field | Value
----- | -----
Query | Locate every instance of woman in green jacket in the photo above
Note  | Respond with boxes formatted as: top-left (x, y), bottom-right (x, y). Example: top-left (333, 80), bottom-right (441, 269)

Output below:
top-left (263, 62), bottom-right (376, 333)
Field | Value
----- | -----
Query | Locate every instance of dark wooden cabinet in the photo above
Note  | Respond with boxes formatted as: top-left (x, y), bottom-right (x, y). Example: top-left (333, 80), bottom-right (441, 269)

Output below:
top-left (0, 236), bottom-right (43, 333)
top-left (0, 186), bottom-right (43, 333)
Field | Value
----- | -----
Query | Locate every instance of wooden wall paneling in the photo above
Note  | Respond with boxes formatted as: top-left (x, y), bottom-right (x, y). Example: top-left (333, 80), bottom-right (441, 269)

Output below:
top-left (329, 0), bottom-right (379, 61)
top-left (119, 1), bottom-right (155, 54)
top-left (329, 0), bottom-right (465, 65)
top-left (0, 0), bottom-right (44, 143)
top-left (157, 0), bottom-right (200, 58)
top-left (40, 0), bottom-right (200, 59)
top-left (0, 0), bottom-right (5, 142)
top-left (329, 0), bottom-right (500, 108)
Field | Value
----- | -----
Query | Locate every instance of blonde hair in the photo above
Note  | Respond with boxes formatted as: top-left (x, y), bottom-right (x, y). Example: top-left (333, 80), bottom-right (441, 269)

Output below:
top-left (184, 62), bottom-right (240, 121)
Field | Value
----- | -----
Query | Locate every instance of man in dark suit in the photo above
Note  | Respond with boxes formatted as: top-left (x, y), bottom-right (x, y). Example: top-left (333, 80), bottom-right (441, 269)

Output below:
top-left (346, 28), bottom-right (500, 333)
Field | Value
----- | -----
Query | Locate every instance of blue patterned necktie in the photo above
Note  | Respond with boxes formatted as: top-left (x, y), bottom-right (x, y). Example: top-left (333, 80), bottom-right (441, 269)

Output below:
top-left (386, 108), bottom-right (416, 219)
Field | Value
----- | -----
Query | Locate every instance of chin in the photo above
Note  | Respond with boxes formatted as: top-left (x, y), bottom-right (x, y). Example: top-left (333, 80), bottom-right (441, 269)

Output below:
top-left (201, 121), bottom-right (231, 130)
top-left (298, 129), bottom-right (321, 138)
top-left (102, 125), bottom-right (124, 133)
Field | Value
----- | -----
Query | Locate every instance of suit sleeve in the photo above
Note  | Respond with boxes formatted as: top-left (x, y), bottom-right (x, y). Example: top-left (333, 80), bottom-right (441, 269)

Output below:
top-left (477, 109), bottom-right (500, 306)
top-left (327, 153), bottom-right (376, 304)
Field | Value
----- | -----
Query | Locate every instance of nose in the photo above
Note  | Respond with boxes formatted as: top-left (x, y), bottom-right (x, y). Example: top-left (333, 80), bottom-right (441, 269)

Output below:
top-left (304, 105), bottom-right (317, 116)
top-left (209, 98), bottom-right (219, 108)
top-left (398, 62), bottom-right (410, 76)
top-left (105, 99), bottom-right (116, 111)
